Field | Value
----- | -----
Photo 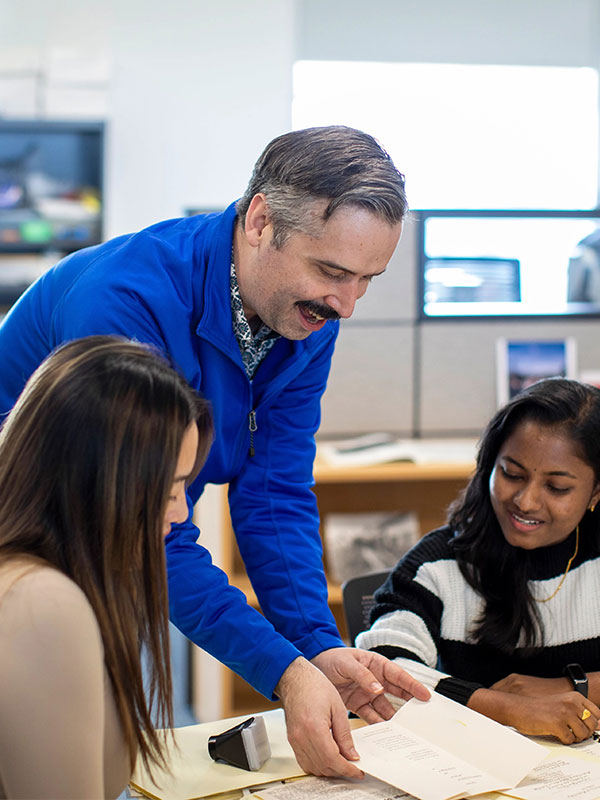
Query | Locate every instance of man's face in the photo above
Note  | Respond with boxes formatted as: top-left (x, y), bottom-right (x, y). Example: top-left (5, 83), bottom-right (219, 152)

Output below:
top-left (238, 202), bottom-right (403, 340)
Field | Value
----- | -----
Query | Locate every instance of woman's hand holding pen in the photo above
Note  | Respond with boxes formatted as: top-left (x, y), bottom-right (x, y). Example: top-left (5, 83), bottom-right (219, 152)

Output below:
top-left (468, 688), bottom-right (600, 744)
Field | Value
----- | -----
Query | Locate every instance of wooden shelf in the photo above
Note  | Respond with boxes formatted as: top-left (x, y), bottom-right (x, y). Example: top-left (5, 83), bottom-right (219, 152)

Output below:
top-left (314, 459), bottom-right (475, 483)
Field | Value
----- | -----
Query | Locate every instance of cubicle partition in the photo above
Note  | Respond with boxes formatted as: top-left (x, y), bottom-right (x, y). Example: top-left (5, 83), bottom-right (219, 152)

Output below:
top-left (319, 211), bottom-right (600, 439)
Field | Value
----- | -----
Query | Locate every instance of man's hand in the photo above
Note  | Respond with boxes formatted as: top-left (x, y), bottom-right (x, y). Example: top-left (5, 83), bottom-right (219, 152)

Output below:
top-left (275, 657), bottom-right (365, 779)
top-left (311, 647), bottom-right (430, 723)
top-left (470, 688), bottom-right (600, 744)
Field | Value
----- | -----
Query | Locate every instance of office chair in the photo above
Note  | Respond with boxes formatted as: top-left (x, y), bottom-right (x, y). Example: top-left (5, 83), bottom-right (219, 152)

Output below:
top-left (341, 569), bottom-right (391, 645)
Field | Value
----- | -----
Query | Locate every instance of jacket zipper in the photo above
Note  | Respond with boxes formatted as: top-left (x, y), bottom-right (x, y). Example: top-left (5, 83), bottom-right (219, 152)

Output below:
top-left (248, 410), bottom-right (257, 457)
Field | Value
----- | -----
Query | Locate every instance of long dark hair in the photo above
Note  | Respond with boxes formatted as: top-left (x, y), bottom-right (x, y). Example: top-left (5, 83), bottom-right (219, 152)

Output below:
top-left (0, 336), bottom-right (213, 773)
top-left (450, 377), bottom-right (600, 654)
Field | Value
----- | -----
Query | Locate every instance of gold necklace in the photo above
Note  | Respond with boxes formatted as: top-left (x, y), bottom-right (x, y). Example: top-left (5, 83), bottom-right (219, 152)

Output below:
top-left (536, 525), bottom-right (579, 603)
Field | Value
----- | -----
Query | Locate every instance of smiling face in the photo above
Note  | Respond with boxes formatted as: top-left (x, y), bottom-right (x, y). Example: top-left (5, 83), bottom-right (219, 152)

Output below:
top-left (235, 195), bottom-right (402, 340)
top-left (162, 422), bottom-right (199, 537)
top-left (489, 419), bottom-right (600, 550)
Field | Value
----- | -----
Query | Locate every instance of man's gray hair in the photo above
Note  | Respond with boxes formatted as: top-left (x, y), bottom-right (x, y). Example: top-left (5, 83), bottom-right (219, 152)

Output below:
top-left (236, 126), bottom-right (407, 248)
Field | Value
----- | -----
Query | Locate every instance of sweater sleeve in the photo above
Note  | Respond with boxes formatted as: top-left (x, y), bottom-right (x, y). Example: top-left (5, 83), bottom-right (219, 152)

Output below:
top-left (355, 532), bottom-right (484, 706)
top-left (0, 567), bottom-right (112, 799)
top-left (166, 514), bottom-right (304, 700)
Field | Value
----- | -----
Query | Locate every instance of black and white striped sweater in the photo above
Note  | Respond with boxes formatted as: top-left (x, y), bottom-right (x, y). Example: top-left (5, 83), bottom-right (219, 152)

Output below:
top-left (356, 526), bottom-right (600, 704)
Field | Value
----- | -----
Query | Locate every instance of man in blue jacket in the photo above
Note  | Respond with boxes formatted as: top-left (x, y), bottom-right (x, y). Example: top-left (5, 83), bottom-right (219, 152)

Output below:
top-left (0, 126), bottom-right (428, 776)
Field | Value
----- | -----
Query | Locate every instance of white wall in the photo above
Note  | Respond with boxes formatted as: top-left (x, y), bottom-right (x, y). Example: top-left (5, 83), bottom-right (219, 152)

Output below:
top-left (298, 0), bottom-right (600, 67)
top-left (107, 0), bottom-right (295, 234)
top-left (3, 0), bottom-right (599, 231)
top-left (0, 0), bottom-right (295, 235)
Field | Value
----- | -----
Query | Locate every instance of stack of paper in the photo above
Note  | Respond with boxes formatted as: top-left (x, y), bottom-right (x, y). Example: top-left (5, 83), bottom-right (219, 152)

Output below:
top-left (318, 435), bottom-right (478, 468)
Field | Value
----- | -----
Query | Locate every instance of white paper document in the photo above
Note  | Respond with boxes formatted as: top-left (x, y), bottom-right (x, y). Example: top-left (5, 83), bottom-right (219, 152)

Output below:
top-left (537, 736), bottom-right (600, 762)
top-left (352, 692), bottom-right (547, 800)
top-left (573, 740), bottom-right (600, 760)
top-left (501, 753), bottom-right (600, 799)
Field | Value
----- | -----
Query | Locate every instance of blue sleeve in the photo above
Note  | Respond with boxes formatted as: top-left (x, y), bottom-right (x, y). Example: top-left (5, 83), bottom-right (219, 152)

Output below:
top-left (228, 331), bottom-right (345, 660)
top-left (59, 283), bottom-right (308, 696)
top-left (0, 247), bottom-right (169, 417)
top-left (0, 252), bottom-right (303, 699)
top-left (0, 271), bottom-right (55, 418)
top-left (166, 517), bottom-right (302, 699)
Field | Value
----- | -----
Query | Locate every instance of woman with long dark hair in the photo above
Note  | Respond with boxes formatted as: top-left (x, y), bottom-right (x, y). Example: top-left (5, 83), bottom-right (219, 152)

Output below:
top-left (357, 378), bottom-right (600, 743)
top-left (0, 336), bottom-right (212, 799)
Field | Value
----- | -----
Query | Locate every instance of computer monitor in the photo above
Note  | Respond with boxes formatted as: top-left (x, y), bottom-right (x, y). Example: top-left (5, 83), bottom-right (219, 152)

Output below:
top-left (0, 119), bottom-right (104, 254)
top-left (424, 257), bottom-right (521, 305)
top-left (419, 209), bottom-right (600, 318)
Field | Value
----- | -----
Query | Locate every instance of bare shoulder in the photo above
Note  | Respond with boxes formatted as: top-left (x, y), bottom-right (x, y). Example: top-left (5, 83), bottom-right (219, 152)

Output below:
top-left (0, 559), bottom-right (101, 652)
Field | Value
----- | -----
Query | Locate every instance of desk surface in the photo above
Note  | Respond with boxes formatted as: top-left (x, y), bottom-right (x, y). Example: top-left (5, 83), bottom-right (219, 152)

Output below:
top-left (128, 713), bottom-right (510, 800)
top-left (130, 710), bottom-right (303, 800)
top-left (130, 708), bottom-right (600, 800)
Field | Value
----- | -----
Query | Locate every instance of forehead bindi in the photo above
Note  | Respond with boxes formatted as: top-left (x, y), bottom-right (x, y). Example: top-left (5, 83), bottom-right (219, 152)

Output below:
top-left (500, 421), bottom-right (587, 477)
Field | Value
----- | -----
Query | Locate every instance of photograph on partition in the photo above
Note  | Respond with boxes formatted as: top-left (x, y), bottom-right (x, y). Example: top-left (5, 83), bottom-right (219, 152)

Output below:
top-left (496, 338), bottom-right (577, 406)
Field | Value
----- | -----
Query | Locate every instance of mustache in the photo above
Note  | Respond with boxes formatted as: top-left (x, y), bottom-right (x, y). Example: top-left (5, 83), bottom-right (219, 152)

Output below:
top-left (296, 300), bottom-right (340, 321)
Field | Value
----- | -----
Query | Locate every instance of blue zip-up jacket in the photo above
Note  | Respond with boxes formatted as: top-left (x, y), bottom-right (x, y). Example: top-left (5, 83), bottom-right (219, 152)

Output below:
top-left (0, 203), bottom-right (345, 697)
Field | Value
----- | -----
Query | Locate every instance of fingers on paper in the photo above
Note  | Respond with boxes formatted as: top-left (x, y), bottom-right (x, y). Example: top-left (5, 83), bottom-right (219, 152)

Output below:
top-left (287, 713), bottom-right (364, 780)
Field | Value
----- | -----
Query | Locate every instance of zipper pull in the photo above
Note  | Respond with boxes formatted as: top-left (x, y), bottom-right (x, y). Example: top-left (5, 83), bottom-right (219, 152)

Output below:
top-left (248, 410), bottom-right (257, 457)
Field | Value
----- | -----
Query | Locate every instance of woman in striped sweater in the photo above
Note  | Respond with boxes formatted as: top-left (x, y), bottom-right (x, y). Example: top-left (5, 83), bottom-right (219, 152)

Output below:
top-left (357, 378), bottom-right (600, 743)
